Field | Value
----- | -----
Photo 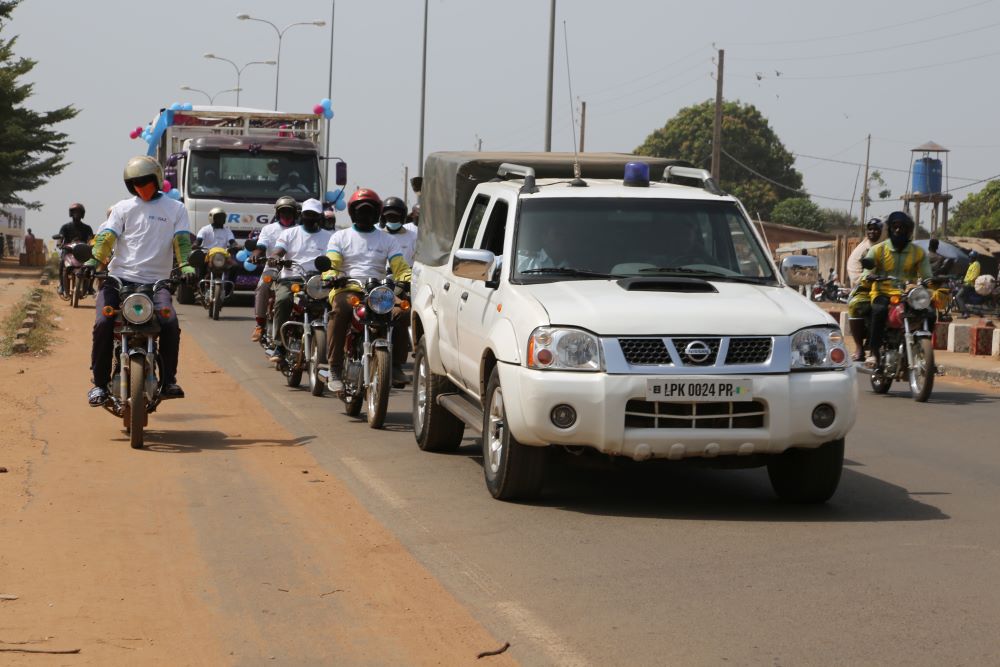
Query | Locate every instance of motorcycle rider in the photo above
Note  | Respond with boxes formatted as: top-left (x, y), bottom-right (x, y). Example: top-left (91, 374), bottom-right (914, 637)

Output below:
top-left (84, 156), bottom-right (196, 406)
top-left (195, 207), bottom-right (235, 250)
top-left (379, 196), bottom-right (417, 266)
top-left (268, 198), bottom-right (333, 363)
top-left (846, 218), bottom-right (884, 360)
top-left (324, 188), bottom-right (412, 392)
top-left (862, 210), bottom-right (933, 366)
top-left (405, 203), bottom-right (419, 231)
top-left (322, 208), bottom-right (337, 231)
top-left (957, 251), bottom-right (981, 318)
top-left (250, 196), bottom-right (299, 342)
top-left (56, 203), bottom-right (95, 296)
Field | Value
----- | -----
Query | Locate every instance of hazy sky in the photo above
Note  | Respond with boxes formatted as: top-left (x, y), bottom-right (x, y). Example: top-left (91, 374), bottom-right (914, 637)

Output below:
top-left (10, 0), bottom-right (1000, 236)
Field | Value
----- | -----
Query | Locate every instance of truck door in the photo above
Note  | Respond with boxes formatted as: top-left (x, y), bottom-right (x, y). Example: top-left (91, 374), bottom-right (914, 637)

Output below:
top-left (438, 194), bottom-right (490, 385)
top-left (456, 197), bottom-right (510, 392)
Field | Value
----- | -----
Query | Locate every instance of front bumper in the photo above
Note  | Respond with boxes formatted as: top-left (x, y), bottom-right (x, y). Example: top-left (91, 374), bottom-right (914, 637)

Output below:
top-left (496, 364), bottom-right (857, 460)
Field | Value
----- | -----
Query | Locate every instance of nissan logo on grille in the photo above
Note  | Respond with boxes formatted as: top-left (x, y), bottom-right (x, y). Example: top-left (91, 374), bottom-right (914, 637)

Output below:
top-left (684, 340), bottom-right (712, 363)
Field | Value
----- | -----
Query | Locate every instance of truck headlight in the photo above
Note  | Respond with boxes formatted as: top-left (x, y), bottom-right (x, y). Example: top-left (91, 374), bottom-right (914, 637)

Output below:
top-left (907, 287), bottom-right (931, 311)
top-left (791, 326), bottom-right (848, 370)
top-left (527, 327), bottom-right (603, 371)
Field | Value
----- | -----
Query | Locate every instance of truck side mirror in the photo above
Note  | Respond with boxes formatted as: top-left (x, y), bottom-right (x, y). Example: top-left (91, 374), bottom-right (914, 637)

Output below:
top-left (335, 161), bottom-right (347, 187)
top-left (453, 248), bottom-right (497, 283)
top-left (780, 254), bottom-right (819, 287)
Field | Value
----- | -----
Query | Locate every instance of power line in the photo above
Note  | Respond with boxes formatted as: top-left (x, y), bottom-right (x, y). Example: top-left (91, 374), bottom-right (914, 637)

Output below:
top-left (743, 47), bottom-right (1000, 81)
top-left (730, 0), bottom-right (994, 46)
top-left (720, 148), bottom-right (855, 202)
top-left (792, 152), bottom-right (983, 182)
top-left (590, 72), bottom-right (708, 117)
top-left (580, 46), bottom-right (710, 100)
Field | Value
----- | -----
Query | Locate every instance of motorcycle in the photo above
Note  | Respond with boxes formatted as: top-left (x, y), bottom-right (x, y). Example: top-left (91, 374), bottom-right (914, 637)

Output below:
top-left (189, 245), bottom-right (236, 320)
top-left (812, 275), bottom-right (848, 303)
top-left (59, 242), bottom-right (95, 308)
top-left (97, 269), bottom-right (187, 449)
top-left (951, 272), bottom-right (1000, 319)
top-left (271, 256), bottom-right (332, 396)
top-left (859, 274), bottom-right (938, 402)
top-left (336, 276), bottom-right (410, 429)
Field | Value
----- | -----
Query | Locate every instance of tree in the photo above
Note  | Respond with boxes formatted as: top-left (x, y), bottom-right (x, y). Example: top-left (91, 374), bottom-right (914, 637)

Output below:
top-left (949, 180), bottom-right (1000, 236)
top-left (0, 0), bottom-right (78, 210)
top-left (771, 198), bottom-right (825, 232)
top-left (819, 208), bottom-right (858, 234)
top-left (635, 99), bottom-right (804, 219)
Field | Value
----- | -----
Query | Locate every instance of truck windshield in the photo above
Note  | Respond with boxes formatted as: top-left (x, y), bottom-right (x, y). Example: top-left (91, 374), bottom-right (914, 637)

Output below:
top-left (187, 150), bottom-right (320, 202)
top-left (513, 198), bottom-right (777, 284)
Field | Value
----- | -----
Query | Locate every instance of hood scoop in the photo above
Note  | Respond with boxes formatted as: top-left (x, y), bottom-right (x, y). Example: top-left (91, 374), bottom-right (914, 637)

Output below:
top-left (616, 276), bottom-right (718, 293)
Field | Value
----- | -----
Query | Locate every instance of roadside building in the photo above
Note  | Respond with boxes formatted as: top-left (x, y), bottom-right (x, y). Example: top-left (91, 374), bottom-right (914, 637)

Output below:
top-left (0, 206), bottom-right (26, 256)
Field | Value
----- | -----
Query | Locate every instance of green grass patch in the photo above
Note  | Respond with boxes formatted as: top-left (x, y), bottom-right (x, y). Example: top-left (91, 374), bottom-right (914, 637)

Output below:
top-left (0, 288), bottom-right (59, 356)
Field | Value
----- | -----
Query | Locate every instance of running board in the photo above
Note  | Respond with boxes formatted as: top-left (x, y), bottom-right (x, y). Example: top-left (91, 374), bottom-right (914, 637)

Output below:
top-left (437, 393), bottom-right (483, 435)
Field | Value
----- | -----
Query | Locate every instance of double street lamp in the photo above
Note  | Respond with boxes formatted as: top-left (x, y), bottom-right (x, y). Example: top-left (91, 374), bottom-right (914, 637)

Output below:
top-left (203, 54), bottom-right (276, 107)
top-left (180, 85), bottom-right (243, 105)
top-left (236, 13), bottom-right (326, 110)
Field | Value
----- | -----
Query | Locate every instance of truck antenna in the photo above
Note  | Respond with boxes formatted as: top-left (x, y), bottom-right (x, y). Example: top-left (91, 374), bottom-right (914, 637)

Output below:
top-left (562, 20), bottom-right (585, 186)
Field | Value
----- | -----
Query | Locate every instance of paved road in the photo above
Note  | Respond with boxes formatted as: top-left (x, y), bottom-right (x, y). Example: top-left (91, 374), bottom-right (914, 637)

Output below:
top-left (180, 299), bottom-right (1000, 666)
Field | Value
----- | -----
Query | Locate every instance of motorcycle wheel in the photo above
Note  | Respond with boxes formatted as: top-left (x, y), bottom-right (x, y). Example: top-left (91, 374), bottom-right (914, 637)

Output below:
top-left (869, 366), bottom-right (892, 394)
top-left (69, 274), bottom-right (79, 308)
top-left (909, 338), bottom-right (934, 402)
top-left (210, 284), bottom-right (222, 320)
top-left (344, 385), bottom-right (363, 417)
top-left (286, 359), bottom-right (303, 388)
top-left (128, 356), bottom-right (146, 449)
top-left (176, 282), bottom-right (196, 305)
top-left (309, 329), bottom-right (326, 397)
top-left (366, 348), bottom-right (391, 429)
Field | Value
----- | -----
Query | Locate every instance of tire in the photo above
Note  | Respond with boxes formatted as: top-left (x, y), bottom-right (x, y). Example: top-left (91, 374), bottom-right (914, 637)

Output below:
top-left (128, 356), bottom-right (146, 450)
top-left (286, 364), bottom-right (303, 388)
top-left (69, 274), bottom-right (79, 308)
top-left (767, 438), bottom-right (844, 503)
top-left (210, 284), bottom-right (222, 320)
top-left (366, 347), bottom-right (391, 429)
top-left (413, 338), bottom-right (464, 452)
top-left (176, 282), bottom-right (196, 305)
top-left (482, 367), bottom-right (547, 501)
top-left (344, 386), bottom-right (363, 417)
top-left (309, 329), bottom-right (327, 397)
top-left (909, 338), bottom-right (934, 402)
top-left (869, 351), bottom-right (892, 394)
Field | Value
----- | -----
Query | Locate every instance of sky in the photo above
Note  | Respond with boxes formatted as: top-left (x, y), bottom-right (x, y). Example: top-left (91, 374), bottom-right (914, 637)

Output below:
top-left (9, 0), bottom-right (1000, 237)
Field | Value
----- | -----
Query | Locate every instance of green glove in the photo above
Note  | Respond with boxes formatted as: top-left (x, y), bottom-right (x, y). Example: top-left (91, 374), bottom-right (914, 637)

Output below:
top-left (180, 265), bottom-right (197, 277)
top-left (84, 258), bottom-right (99, 268)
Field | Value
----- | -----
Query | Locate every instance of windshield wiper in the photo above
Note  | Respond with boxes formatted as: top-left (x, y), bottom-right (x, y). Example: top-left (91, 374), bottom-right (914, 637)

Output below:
top-left (638, 267), bottom-right (776, 284)
top-left (520, 267), bottom-right (623, 279)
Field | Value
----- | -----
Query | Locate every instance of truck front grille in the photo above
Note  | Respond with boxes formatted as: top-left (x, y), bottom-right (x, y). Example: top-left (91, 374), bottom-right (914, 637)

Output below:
top-left (619, 338), bottom-right (672, 365)
top-left (625, 399), bottom-right (766, 429)
top-left (724, 337), bottom-right (773, 365)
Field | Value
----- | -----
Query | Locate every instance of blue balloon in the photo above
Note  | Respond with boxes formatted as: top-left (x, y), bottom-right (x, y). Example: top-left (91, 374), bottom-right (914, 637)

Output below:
top-left (325, 189), bottom-right (342, 203)
top-left (169, 102), bottom-right (181, 111)
top-left (323, 108), bottom-right (334, 120)
top-left (181, 102), bottom-right (193, 111)
top-left (334, 197), bottom-right (346, 211)
top-left (244, 260), bottom-right (259, 273)
top-left (236, 249), bottom-right (250, 263)
top-left (167, 189), bottom-right (182, 200)
top-left (320, 98), bottom-right (332, 109)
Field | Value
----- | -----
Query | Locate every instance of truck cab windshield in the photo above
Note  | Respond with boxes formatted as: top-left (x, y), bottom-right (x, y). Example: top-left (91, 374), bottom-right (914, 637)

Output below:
top-left (513, 198), bottom-right (777, 284)
top-left (188, 150), bottom-right (320, 202)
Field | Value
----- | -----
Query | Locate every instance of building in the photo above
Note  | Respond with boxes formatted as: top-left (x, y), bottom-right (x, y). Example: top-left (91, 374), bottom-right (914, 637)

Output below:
top-left (0, 206), bottom-right (26, 256)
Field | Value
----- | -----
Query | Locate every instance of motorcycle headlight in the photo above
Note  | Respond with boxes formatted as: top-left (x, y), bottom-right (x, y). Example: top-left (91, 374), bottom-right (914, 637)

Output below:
top-left (367, 285), bottom-right (395, 314)
top-left (210, 252), bottom-right (227, 269)
top-left (907, 286), bottom-right (931, 311)
top-left (791, 326), bottom-right (848, 370)
top-left (121, 293), bottom-right (154, 325)
top-left (305, 274), bottom-right (329, 300)
top-left (527, 327), bottom-right (603, 371)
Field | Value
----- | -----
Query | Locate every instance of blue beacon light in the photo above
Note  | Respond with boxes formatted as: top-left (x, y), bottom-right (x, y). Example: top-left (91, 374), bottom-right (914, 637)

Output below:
top-left (623, 161), bottom-right (650, 187)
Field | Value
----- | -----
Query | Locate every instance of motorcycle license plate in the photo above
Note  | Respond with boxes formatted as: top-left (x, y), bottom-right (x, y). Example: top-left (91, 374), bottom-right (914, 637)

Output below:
top-left (646, 378), bottom-right (753, 402)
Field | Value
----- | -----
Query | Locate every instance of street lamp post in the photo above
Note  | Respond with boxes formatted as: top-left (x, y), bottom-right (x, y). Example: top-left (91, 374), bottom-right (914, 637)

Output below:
top-left (418, 0), bottom-right (428, 177)
top-left (180, 86), bottom-right (243, 105)
top-left (203, 54), bottom-right (276, 106)
top-left (236, 14), bottom-right (326, 111)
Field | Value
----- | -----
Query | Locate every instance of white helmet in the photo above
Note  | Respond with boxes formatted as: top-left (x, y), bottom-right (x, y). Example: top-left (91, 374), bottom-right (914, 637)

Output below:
top-left (123, 156), bottom-right (163, 195)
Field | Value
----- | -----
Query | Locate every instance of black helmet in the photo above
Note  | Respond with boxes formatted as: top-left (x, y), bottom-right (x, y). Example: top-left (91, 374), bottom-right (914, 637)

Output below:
top-left (381, 196), bottom-right (407, 222)
top-left (865, 217), bottom-right (882, 229)
top-left (69, 202), bottom-right (86, 218)
top-left (884, 210), bottom-right (914, 239)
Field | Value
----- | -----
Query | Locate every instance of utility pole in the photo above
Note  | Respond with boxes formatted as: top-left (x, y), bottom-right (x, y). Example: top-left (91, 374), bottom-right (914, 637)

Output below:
top-left (579, 100), bottom-right (587, 152)
top-left (859, 134), bottom-right (871, 237)
top-left (476, 135), bottom-right (483, 152)
top-left (711, 48), bottom-right (724, 181)
top-left (324, 1), bottom-right (335, 191)
top-left (403, 165), bottom-right (409, 207)
top-left (417, 0), bottom-right (429, 175)
top-left (544, 0), bottom-right (556, 151)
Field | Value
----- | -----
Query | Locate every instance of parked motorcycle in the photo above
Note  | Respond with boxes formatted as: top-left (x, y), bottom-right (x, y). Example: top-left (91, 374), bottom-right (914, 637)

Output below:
top-left (336, 276), bottom-right (410, 428)
top-left (811, 275), bottom-right (848, 303)
top-left (860, 274), bottom-right (938, 402)
top-left (97, 270), bottom-right (186, 448)
top-left (952, 272), bottom-right (1000, 319)
top-left (271, 256), bottom-right (332, 396)
top-left (189, 246), bottom-right (235, 320)
top-left (59, 242), bottom-right (95, 308)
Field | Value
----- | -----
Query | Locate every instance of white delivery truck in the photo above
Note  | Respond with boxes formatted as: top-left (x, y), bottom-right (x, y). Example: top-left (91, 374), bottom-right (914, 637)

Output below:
top-left (409, 152), bottom-right (856, 503)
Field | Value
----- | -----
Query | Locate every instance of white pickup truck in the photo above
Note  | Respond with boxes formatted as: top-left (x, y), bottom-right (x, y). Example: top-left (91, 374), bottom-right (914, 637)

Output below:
top-left (410, 152), bottom-right (856, 503)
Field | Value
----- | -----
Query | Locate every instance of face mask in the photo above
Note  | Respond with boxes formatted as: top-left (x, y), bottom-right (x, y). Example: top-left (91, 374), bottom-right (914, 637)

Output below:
top-left (386, 221), bottom-right (403, 232)
top-left (353, 205), bottom-right (379, 230)
top-left (278, 211), bottom-right (295, 227)
top-left (889, 229), bottom-right (908, 250)
top-left (134, 182), bottom-right (157, 202)
top-left (212, 217), bottom-right (225, 229)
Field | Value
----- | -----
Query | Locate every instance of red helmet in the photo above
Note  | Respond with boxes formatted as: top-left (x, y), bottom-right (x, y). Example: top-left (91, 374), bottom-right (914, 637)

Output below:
top-left (348, 188), bottom-right (382, 215)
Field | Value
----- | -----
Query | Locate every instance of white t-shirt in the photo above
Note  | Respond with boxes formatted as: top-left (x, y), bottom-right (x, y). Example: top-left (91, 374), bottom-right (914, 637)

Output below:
top-left (105, 195), bottom-right (191, 284)
top-left (274, 225), bottom-right (333, 275)
top-left (404, 222), bottom-right (418, 233)
top-left (328, 226), bottom-right (405, 281)
top-left (385, 227), bottom-right (417, 266)
top-left (196, 224), bottom-right (235, 250)
top-left (255, 221), bottom-right (287, 253)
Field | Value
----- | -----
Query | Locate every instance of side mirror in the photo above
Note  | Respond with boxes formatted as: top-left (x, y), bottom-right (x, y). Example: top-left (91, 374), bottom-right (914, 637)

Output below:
top-left (188, 248), bottom-right (206, 268)
top-left (453, 248), bottom-right (497, 283)
top-left (780, 254), bottom-right (818, 287)
top-left (244, 238), bottom-right (258, 251)
top-left (71, 244), bottom-right (93, 263)
top-left (314, 254), bottom-right (332, 272)
top-left (410, 176), bottom-right (423, 194)
top-left (860, 257), bottom-right (875, 270)
top-left (335, 161), bottom-right (347, 187)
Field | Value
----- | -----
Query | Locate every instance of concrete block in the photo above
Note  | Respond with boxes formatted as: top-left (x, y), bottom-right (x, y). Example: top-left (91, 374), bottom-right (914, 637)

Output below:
top-left (838, 311), bottom-right (849, 331)
top-left (971, 326), bottom-right (995, 355)
top-left (933, 321), bottom-right (950, 350)
top-left (993, 328), bottom-right (1000, 357)
top-left (948, 323), bottom-right (973, 353)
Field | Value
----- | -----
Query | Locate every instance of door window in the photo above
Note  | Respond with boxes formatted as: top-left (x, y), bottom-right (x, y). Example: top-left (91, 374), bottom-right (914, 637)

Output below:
top-left (460, 195), bottom-right (491, 249)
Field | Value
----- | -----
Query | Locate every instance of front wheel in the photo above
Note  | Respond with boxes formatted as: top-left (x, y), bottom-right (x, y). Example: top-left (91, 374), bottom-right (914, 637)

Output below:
top-left (909, 337), bottom-right (934, 402)
top-left (482, 367), bottom-right (547, 501)
top-left (767, 438), bottom-right (844, 503)
top-left (366, 347), bottom-right (391, 429)
top-left (128, 356), bottom-right (146, 449)
top-left (309, 329), bottom-right (327, 397)
top-left (176, 282), bottom-right (196, 305)
top-left (69, 274), bottom-right (80, 308)
top-left (210, 283), bottom-right (222, 320)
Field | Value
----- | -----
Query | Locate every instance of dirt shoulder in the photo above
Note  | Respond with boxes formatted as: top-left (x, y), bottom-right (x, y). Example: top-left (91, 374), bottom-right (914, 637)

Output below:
top-left (0, 289), bottom-right (515, 665)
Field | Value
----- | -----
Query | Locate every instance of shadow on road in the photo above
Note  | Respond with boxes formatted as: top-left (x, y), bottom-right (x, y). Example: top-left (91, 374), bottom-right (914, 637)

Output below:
top-left (115, 430), bottom-right (315, 453)
top-left (871, 388), bottom-right (1000, 406)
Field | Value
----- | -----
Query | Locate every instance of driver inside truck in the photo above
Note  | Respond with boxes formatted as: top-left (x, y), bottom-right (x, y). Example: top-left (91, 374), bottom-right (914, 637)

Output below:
top-left (279, 171), bottom-right (310, 193)
top-left (192, 169), bottom-right (221, 195)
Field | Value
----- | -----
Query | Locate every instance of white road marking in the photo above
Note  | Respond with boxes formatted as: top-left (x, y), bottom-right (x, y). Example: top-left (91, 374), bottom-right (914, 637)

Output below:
top-left (340, 457), bottom-right (408, 510)
top-left (495, 600), bottom-right (589, 667)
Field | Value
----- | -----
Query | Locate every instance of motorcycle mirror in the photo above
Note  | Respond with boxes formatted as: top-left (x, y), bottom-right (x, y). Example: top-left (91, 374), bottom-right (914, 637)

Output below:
top-left (860, 257), bottom-right (876, 270)
top-left (244, 238), bottom-right (257, 251)
top-left (188, 248), bottom-right (206, 268)
top-left (313, 255), bottom-right (332, 272)
top-left (71, 243), bottom-right (93, 263)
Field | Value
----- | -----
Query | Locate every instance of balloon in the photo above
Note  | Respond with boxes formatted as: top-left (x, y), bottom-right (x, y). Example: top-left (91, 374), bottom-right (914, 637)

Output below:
top-left (236, 249), bottom-right (250, 263)
top-left (323, 108), bottom-right (334, 120)
top-left (313, 104), bottom-right (324, 115)
top-left (162, 180), bottom-right (172, 192)
top-left (320, 98), bottom-right (332, 110)
top-left (181, 103), bottom-right (193, 111)
top-left (244, 260), bottom-right (259, 273)
top-left (129, 130), bottom-right (139, 139)
top-left (135, 126), bottom-right (143, 134)
top-left (167, 189), bottom-right (182, 200)
top-left (334, 197), bottom-right (346, 211)
top-left (169, 102), bottom-right (181, 111)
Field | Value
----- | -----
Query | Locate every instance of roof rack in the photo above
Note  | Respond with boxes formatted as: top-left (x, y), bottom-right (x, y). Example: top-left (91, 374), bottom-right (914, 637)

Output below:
top-left (662, 166), bottom-right (723, 196)
top-left (497, 163), bottom-right (538, 194)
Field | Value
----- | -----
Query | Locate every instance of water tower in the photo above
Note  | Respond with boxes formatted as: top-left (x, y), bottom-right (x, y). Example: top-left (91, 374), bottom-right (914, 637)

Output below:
top-left (902, 141), bottom-right (951, 236)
